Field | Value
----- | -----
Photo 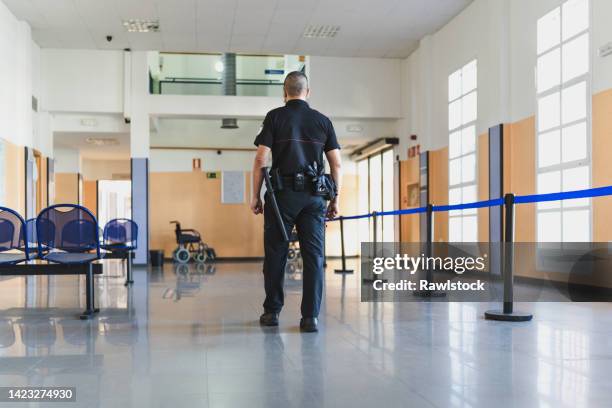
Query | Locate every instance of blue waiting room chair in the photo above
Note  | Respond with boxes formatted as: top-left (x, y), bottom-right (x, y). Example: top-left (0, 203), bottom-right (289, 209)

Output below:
top-left (37, 204), bottom-right (101, 318)
top-left (0, 207), bottom-right (29, 265)
top-left (37, 204), bottom-right (101, 265)
top-left (102, 218), bottom-right (138, 252)
top-left (102, 218), bottom-right (138, 285)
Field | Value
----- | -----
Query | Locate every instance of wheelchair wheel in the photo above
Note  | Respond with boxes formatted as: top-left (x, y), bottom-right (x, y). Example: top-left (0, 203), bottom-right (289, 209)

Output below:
top-left (194, 251), bottom-right (207, 264)
top-left (175, 248), bottom-right (190, 264)
top-left (176, 264), bottom-right (189, 275)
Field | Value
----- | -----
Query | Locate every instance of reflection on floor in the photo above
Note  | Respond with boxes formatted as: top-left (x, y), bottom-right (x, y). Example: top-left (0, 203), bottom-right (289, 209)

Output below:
top-left (0, 259), bottom-right (611, 407)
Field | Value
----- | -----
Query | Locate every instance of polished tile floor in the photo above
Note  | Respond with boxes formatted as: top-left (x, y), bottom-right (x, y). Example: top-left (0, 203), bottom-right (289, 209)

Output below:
top-left (0, 259), bottom-right (611, 407)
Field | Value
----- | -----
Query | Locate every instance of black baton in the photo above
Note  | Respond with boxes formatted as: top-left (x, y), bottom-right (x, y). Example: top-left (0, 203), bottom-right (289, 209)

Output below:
top-left (262, 167), bottom-right (289, 242)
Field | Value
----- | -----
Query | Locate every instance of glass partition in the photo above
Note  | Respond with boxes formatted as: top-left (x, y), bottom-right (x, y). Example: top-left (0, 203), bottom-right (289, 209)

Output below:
top-left (149, 52), bottom-right (306, 97)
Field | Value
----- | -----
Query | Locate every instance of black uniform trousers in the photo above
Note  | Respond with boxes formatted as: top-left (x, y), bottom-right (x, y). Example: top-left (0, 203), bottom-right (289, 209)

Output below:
top-left (263, 189), bottom-right (326, 318)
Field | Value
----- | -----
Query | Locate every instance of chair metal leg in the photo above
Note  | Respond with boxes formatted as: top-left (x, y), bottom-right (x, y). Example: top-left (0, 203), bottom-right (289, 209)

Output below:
top-left (125, 251), bottom-right (134, 286)
top-left (80, 263), bottom-right (97, 319)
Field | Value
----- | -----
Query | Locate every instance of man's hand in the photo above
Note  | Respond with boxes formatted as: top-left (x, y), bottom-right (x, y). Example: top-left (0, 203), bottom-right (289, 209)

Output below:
top-left (326, 199), bottom-right (339, 219)
top-left (250, 197), bottom-right (263, 215)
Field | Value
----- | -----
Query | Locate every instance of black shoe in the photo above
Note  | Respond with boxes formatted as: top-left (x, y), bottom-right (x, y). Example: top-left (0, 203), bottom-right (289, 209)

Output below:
top-left (300, 317), bottom-right (318, 332)
top-left (260, 312), bottom-right (279, 326)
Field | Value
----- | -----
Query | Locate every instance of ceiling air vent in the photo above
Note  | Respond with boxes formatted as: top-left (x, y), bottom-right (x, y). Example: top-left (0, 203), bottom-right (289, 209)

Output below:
top-left (303, 25), bottom-right (340, 39)
top-left (123, 19), bottom-right (160, 33)
top-left (86, 137), bottom-right (120, 147)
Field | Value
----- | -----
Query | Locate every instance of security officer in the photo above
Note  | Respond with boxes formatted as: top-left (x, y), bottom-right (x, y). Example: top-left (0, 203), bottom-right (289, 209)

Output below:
top-left (250, 71), bottom-right (342, 332)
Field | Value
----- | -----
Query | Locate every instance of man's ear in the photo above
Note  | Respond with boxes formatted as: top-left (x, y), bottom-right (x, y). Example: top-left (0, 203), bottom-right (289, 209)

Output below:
top-left (306, 88), bottom-right (311, 99)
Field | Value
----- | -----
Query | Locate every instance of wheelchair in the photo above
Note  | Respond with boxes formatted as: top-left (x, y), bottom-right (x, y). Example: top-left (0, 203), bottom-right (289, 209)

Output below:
top-left (170, 221), bottom-right (215, 264)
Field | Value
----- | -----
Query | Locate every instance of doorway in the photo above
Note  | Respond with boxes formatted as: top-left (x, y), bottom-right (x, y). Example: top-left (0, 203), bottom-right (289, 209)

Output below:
top-left (97, 180), bottom-right (132, 228)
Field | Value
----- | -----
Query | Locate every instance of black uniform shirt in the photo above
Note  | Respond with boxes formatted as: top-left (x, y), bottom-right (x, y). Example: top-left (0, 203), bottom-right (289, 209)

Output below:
top-left (254, 99), bottom-right (340, 175)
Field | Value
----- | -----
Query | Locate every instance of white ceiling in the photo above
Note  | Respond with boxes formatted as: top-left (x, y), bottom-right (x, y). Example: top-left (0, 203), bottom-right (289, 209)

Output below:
top-left (54, 132), bottom-right (130, 160)
top-left (4, 0), bottom-right (472, 58)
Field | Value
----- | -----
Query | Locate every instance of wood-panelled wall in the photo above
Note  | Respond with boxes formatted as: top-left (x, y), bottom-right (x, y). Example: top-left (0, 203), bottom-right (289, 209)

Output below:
top-left (150, 171), bottom-right (264, 258)
top-left (422, 90), bottom-right (612, 286)
top-left (54, 173), bottom-right (79, 204)
top-left (150, 172), bottom-right (359, 259)
top-left (325, 174), bottom-right (359, 256)
top-left (592, 89), bottom-right (612, 242)
top-left (399, 157), bottom-right (420, 242)
top-left (3, 140), bottom-right (25, 214)
top-left (429, 148), bottom-right (448, 242)
top-left (82, 180), bottom-right (97, 217)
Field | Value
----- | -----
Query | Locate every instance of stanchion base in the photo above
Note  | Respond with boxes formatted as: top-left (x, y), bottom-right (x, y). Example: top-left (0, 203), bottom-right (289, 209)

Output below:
top-left (484, 310), bottom-right (533, 322)
top-left (334, 269), bottom-right (354, 274)
top-left (413, 290), bottom-right (446, 298)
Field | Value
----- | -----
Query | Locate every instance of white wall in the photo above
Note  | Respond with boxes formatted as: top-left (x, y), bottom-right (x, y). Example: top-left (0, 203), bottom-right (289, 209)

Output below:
top-left (308, 56), bottom-right (402, 119)
top-left (0, 2), bottom-right (30, 147)
top-left (41, 49), bottom-right (124, 114)
top-left (150, 149), bottom-right (256, 172)
top-left (54, 146), bottom-right (81, 173)
top-left (0, 1), bottom-right (53, 161)
top-left (82, 159), bottom-right (130, 180)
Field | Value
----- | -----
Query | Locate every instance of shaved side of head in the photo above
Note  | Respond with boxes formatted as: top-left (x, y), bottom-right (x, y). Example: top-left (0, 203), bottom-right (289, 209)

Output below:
top-left (284, 71), bottom-right (309, 98)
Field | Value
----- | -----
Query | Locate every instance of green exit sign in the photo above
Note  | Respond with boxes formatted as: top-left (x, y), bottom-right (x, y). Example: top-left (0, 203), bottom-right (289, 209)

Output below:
top-left (206, 172), bottom-right (219, 179)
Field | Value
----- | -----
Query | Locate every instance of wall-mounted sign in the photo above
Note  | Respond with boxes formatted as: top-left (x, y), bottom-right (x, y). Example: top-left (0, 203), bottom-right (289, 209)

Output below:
top-left (221, 171), bottom-right (245, 204)
top-left (206, 172), bottom-right (219, 179)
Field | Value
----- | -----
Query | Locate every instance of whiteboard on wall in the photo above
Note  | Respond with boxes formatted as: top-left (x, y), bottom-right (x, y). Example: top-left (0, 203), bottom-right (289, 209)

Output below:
top-left (221, 171), bottom-right (245, 204)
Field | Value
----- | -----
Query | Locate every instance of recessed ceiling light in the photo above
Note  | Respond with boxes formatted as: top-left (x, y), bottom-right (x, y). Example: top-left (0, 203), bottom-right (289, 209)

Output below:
top-left (123, 19), bottom-right (160, 33)
top-left (86, 137), bottom-right (120, 146)
top-left (303, 25), bottom-right (340, 39)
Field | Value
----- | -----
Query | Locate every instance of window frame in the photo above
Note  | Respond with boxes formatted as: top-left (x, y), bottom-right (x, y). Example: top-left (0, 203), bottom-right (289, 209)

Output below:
top-left (448, 59), bottom-right (479, 243)
top-left (357, 147), bottom-right (396, 243)
top-left (535, 0), bottom-right (592, 243)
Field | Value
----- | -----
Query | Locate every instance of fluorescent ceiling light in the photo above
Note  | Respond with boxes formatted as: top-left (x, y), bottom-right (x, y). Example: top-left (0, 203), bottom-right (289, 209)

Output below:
top-left (86, 137), bottom-right (120, 146)
top-left (123, 19), bottom-right (160, 33)
top-left (303, 25), bottom-right (340, 39)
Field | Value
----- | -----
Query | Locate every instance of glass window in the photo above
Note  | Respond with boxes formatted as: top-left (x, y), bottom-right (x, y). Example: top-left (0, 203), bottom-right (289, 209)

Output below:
top-left (562, 33), bottom-right (589, 82)
top-left (537, 7), bottom-right (561, 54)
top-left (538, 130), bottom-right (561, 168)
top-left (448, 59), bottom-right (478, 242)
top-left (357, 149), bottom-right (395, 244)
top-left (538, 92), bottom-right (560, 132)
top-left (562, 0), bottom-right (589, 41)
top-left (537, 48), bottom-right (561, 93)
top-left (448, 70), bottom-right (462, 102)
top-left (538, 211), bottom-right (561, 242)
top-left (536, 0), bottom-right (590, 242)
top-left (561, 122), bottom-right (587, 163)
top-left (561, 81), bottom-right (587, 124)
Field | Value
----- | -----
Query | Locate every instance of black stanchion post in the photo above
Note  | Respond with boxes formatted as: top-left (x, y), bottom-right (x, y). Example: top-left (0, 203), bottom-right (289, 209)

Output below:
top-left (323, 222), bottom-right (327, 268)
top-left (335, 217), bottom-right (354, 274)
top-left (484, 193), bottom-right (533, 321)
top-left (414, 204), bottom-right (445, 298)
top-left (363, 212), bottom-right (386, 284)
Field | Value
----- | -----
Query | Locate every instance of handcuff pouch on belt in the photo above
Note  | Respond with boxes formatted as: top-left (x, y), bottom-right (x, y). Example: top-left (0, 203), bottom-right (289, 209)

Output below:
top-left (306, 162), bottom-right (336, 201)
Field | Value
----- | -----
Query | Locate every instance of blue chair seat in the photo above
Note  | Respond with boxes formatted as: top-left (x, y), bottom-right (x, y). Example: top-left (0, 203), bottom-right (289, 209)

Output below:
top-left (0, 253), bottom-right (27, 265)
top-left (101, 243), bottom-right (135, 252)
top-left (44, 252), bottom-right (100, 264)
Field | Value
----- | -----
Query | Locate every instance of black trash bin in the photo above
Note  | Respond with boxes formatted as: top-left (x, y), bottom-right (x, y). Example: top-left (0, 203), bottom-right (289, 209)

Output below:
top-left (150, 250), bottom-right (164, 267)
